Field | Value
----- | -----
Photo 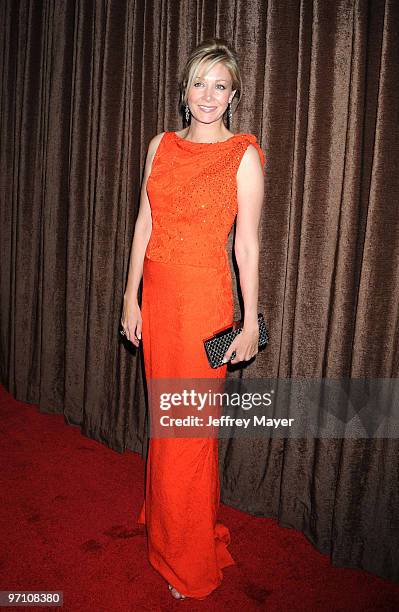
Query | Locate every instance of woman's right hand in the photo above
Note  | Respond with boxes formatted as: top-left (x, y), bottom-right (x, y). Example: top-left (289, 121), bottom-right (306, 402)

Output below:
top-left (121, 296), bottom-right (142, 347)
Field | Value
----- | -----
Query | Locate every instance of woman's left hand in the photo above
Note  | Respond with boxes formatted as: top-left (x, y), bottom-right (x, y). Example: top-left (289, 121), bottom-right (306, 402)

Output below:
top-left (222, 324), bottom-right (259, 365)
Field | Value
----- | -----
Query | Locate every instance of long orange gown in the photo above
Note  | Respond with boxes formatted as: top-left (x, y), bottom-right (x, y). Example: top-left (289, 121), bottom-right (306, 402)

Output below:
top-left (137, 131), bottom-right (265, 599)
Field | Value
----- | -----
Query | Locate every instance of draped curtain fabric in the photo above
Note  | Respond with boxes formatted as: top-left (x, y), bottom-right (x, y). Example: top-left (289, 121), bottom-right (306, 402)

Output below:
top-left (1, 0), bottom-right (398, 582)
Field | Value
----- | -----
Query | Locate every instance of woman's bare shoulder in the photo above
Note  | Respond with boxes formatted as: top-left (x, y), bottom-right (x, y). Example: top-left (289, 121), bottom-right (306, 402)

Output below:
top-left (143, 132), bottom-right (167, 169)
top-left (148, 131), bottom-right (166, 153)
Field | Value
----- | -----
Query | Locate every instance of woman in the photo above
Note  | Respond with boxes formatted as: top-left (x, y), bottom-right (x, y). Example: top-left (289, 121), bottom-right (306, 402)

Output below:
top-left (121, 38), bottom-right (265, 601)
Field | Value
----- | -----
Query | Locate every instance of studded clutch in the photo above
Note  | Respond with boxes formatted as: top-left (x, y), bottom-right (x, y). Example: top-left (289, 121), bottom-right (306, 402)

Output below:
top-left (203, 313), bottom-right (269, 369)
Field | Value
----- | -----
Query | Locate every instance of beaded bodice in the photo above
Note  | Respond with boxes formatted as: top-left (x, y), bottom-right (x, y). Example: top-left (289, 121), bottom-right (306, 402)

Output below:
top-left (145, 131), bottom-right (265, 268)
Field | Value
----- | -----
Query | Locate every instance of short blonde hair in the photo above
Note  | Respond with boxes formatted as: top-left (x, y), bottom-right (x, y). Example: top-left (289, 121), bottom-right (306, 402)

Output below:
top-left (179, 38), bottom-right (242, 110)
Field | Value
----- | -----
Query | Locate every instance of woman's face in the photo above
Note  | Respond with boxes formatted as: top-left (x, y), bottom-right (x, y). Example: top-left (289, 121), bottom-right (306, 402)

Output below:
top-left (187, 61), bottom-right (236, 125)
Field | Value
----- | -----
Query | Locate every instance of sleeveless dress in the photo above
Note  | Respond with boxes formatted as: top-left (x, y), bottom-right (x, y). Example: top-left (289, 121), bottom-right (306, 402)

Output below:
top-left (137, 131), bottom-right (265, 599)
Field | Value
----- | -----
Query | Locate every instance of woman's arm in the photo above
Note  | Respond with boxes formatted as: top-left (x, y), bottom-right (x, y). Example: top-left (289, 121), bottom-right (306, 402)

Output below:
top-left (121, 132), bottom-right (164, 346)
top-left (222, 144), bottom-right (264, 364)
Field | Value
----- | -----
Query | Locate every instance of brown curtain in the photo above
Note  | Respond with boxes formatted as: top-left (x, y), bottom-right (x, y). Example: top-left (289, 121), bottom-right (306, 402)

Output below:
top-left (1, 0), bottom-right (398, 583)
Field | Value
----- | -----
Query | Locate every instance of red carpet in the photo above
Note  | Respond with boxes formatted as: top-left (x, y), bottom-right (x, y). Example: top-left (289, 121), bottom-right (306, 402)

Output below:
top-left (1, 384), bottom-right (398, 611)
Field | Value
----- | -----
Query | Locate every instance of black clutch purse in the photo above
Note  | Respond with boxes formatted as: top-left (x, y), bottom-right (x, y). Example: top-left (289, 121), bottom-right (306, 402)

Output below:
top-left (203, 313), bottom-right (269, 369)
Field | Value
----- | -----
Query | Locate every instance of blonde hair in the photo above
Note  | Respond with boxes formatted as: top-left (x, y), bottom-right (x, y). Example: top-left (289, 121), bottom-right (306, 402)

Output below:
top-left (179, 38), bottom-right (242, 110)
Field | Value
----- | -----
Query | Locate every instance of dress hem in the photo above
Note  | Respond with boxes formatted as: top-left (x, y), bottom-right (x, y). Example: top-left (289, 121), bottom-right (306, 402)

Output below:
top-left (136, 505), bottom-right (236, 599)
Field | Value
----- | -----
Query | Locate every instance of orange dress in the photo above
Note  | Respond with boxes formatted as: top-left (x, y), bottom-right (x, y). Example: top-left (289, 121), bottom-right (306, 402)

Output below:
top-left (137, 131), bottom-right (265, 599)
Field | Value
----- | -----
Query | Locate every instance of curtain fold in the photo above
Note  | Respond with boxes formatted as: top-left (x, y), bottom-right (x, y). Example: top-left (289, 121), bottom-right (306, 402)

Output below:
top-left (1, 0), bottom-right (398, 582)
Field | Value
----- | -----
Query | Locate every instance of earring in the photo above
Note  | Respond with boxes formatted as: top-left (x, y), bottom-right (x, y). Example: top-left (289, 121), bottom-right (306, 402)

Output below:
top-left (185, 104), bottom-right (190, 123)
top-left (227, 101), bottom-right (233, 127)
